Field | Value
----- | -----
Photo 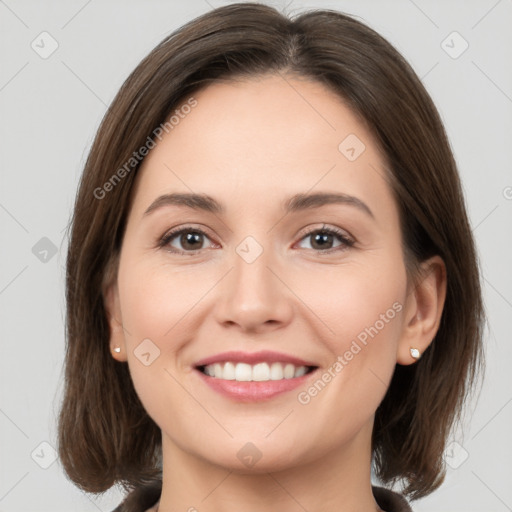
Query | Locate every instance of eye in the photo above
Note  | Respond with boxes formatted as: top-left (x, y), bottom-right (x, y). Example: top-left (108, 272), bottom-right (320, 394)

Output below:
top-left (158, 226), bottom-right (216, 254)
top-left (158, 223), bottom-right (354, 255)
top-left (296, 224), bottom-right (354, 253)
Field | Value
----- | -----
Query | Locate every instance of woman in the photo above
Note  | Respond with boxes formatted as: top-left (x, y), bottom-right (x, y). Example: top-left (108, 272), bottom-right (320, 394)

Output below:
top-left (57, 3), bottom-right (485, 511)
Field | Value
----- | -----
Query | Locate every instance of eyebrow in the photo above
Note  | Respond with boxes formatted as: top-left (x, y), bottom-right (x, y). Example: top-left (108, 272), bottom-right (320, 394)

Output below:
top-left (143, 192), bottom-right (374, 219)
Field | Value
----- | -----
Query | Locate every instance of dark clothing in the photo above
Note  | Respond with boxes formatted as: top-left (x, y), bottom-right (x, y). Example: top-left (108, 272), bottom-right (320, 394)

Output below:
top-left (373, 485), bottom-right (413, 511)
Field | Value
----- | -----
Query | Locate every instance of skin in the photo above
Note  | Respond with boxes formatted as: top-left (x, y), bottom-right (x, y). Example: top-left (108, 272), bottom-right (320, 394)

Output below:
top-left (105, 73), bottom-right (447, 512)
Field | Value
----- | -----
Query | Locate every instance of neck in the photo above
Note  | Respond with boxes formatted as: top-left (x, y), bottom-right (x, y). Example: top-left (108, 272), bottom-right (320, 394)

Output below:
top-left (155, 420), bottom-right (383, 512)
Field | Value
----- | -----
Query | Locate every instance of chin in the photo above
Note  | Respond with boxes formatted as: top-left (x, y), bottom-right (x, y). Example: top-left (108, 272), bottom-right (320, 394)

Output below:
top-left (193, 436), bottom-right (307, 474)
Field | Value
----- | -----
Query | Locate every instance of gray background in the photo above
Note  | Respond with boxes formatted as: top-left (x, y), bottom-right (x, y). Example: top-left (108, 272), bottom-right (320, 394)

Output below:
top-left (0, 0), bottom-right (511, 510)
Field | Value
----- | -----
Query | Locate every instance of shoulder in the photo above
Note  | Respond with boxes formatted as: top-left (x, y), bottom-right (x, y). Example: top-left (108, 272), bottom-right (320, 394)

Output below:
top-left (372, 485), bottom-right (413, 512)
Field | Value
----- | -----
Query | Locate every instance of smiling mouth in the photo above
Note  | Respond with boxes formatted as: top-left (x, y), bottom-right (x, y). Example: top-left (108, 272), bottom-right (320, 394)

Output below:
top-left (196, 361), bottom-right (318, 382)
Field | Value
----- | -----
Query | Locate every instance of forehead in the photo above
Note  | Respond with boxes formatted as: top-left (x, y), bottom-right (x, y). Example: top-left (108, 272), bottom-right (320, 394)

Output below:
top-left (129, 73), bottom-right (396, 226)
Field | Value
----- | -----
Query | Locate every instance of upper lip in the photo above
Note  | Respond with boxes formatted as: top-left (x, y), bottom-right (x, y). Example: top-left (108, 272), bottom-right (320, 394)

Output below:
top-left (194, 350), bottom-right (318, 368)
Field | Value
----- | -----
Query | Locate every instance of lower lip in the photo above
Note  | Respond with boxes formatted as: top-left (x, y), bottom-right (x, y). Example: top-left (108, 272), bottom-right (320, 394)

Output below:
top-left (194, 368), bottom-right (317, 402)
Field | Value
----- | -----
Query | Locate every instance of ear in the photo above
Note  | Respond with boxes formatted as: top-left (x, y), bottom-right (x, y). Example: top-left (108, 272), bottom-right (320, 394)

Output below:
top-left (103, 259), bottom-right (128, 363)
top-left (397, 255), bottom-right (447, 365)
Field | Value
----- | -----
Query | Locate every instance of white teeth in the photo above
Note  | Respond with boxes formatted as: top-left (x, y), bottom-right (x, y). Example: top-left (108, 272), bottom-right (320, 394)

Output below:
top-left (223, 361), bottom-right (236, 380)
top-left (284, 363), bottom-right (295, 379)
top-left (270, 362), bottom-right (283, 380)
top-left (252, 362), bottom-right (270, 381)
top-left (294, 366), bottom-right (307, 377)
top-left (201, 361), bottom-right (311, 381)
top-left (235, 363), bottom-right (252, 381)
top-left (213, 363), bottom-right (223, 379)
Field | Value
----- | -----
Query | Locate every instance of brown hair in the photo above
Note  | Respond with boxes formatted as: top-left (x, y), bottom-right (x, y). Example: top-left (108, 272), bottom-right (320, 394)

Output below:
top-left (57, 1), bottom-right (486, 504)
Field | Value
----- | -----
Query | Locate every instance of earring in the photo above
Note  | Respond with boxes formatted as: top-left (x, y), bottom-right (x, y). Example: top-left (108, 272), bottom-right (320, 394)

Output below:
top-left (113, 346), bottom-right (121, 353)
top-left (410, 347), bottom-right (421, 360)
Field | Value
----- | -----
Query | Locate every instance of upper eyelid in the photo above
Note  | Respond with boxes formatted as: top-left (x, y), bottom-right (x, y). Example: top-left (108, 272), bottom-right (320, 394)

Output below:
top-left (296, 224), bottom-right (352, 240)
top-left (161, 224), bottom-right (216, 242)
top-left (161, 223), bottom-right (351, 240)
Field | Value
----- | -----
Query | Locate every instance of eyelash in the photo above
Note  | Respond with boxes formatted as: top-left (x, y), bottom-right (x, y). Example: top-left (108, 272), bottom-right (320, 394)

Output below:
top-left (157, 224), bottom-right (355, 255)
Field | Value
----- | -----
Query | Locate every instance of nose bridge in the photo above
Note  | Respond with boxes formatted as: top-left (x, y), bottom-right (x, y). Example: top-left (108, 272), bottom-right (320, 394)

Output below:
top-left (214, 232), bottom-right (293, 330)
top-left (232, 233), bottom-right (278, 307)
top-left (235, 235), bottom-right (272, 292)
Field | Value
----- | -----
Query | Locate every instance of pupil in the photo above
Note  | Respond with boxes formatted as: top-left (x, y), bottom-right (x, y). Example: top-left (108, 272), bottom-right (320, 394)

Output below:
top-left (182, 232), bottom-right (202, 250)
top-left (313, 233), bottom-right (332, 249)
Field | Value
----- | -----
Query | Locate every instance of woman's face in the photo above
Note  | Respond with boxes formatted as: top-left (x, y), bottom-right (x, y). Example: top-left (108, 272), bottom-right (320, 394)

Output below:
top-left (106, 73), bottom-right (417, 472)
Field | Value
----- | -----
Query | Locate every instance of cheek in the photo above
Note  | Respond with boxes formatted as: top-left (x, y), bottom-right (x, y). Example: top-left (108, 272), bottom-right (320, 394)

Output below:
top-left (329, 284), bottom-right (403, 358)
top-left (116, 255), bottom-right (245, 423)
top-left (115, 258), bottom-right (203, 417)
top-left (298, 257), bottom-right (405, 352)
top-left (118, 260), bottom-right (211, 340)
top-left (297, 258), bottom-right (405, 407)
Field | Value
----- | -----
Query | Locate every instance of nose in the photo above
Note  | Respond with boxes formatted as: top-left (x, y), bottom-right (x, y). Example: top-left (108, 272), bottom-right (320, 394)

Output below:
top-left (214, 239), bottom-right (294, 334)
